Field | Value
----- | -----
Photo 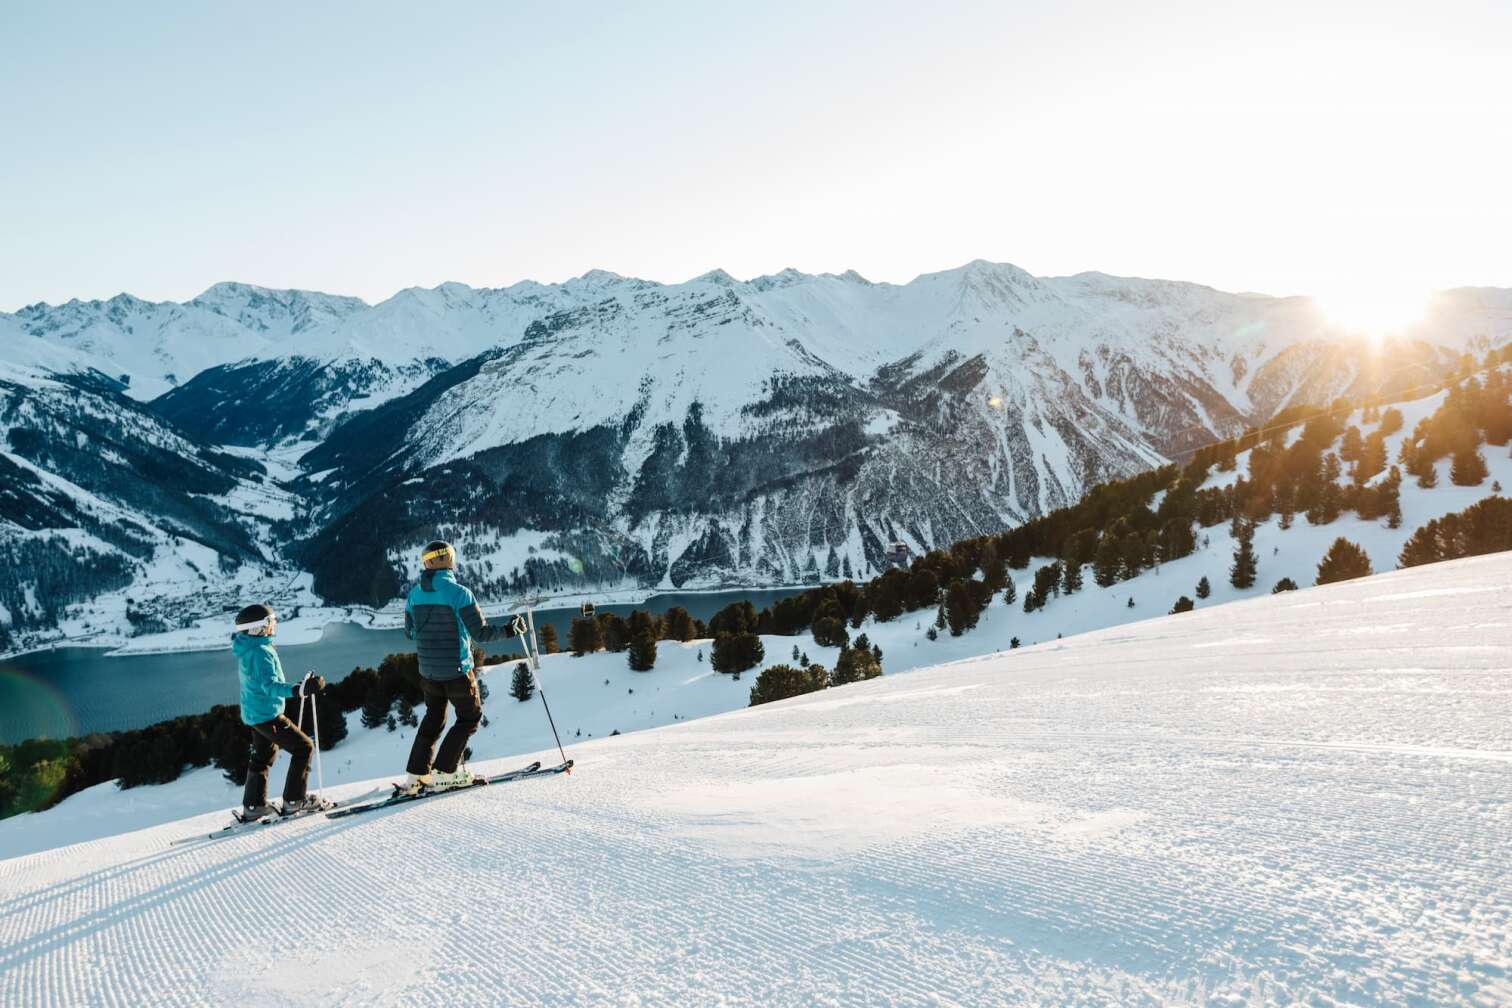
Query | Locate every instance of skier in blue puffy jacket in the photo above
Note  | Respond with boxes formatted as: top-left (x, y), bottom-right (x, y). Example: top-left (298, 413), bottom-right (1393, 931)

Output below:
top-left (398, 541), bottom-right (504, 794)
top-left (232, 603), bottom-right (330, 820)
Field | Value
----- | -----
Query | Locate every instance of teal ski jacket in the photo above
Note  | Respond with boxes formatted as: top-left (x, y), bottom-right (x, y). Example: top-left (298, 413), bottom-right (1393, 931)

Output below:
top-left (404, 568), bottom-right (502, 680)
top-left (232, 631), bottom-right (297, 726)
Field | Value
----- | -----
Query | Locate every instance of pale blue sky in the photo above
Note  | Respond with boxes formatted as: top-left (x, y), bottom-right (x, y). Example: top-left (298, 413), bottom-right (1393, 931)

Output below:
top-left (3, 1), bottom-right (1508, 311)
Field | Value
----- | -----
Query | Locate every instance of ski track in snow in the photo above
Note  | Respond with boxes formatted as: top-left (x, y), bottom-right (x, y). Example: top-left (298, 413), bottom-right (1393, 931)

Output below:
top-left (2, 555), bottom-right (1511, 1006)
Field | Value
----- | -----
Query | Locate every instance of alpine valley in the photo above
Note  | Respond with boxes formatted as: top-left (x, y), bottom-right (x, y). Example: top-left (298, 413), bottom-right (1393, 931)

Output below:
top-left (2, 261), bottom-right (1509, 654)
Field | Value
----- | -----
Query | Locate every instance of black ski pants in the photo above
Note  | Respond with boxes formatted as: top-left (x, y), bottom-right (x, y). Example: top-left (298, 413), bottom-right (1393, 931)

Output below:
top-left (407, 673), bottom-right (483, 776)
top-left (243, 713), bottom-right (313, 807)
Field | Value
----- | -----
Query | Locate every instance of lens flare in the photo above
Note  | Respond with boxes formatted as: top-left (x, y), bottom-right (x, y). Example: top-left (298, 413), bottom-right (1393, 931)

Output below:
top-left (1314, 285), bottom-right (1433, 336)
top-left (0, 667), bottom-right (79, 744)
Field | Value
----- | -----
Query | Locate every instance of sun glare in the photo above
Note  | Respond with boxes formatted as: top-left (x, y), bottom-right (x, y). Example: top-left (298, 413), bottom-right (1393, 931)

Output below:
top-left (1313, 284), bottom-right (1433, 336)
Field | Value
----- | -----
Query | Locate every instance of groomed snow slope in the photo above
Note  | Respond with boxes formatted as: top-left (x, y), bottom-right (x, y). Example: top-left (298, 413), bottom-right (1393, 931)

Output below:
top-left (3, 554), bottom-right (1510, 1007)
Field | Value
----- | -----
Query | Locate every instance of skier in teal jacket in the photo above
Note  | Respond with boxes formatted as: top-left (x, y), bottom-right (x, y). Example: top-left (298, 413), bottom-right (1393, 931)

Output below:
top-left (232, 603), bottom-right (330, 820)
top-left (398, 541), bottom-right (504, 794)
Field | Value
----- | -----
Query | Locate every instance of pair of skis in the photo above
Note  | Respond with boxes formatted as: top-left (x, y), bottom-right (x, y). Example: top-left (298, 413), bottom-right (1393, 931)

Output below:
top-left (326, 758), bottom-right (572, 820)
top-left (169, 796), bottom-right (351, 846)
top-left (169, 758), bottom-right (572, 845)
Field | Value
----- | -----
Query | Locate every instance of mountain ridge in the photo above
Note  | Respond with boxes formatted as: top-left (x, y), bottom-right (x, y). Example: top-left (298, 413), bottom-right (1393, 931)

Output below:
top-left (2, 260), bottom-right (1510, 643)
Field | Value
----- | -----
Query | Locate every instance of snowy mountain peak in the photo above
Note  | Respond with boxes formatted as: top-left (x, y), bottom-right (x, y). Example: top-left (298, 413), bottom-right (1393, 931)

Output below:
top-left (571, 268), bottom-right (628, 286)
top-left (190, 282), bottom-right (369, 335)
top-left (693, 268), bottom-right (738, 287)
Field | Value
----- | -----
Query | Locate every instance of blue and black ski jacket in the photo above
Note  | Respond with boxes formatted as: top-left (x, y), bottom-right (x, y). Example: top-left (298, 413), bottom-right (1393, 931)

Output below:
top-left (404, 568), bottom-right (502, 681)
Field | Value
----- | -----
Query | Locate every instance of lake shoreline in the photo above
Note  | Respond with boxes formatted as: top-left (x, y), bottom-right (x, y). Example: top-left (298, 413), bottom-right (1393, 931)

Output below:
top-left (0, 586), bottom-right (816, 743)
top-left (0, 582), bottom-right (826, 662)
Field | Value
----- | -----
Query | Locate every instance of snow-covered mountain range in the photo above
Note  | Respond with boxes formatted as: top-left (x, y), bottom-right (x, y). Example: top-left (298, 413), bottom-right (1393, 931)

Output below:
top-left (3, 262), bottom-right (1510, 648)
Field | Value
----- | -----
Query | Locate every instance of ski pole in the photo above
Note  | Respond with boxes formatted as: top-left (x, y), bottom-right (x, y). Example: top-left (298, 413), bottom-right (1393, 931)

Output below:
top-left (537, 686), bottom-right (568, 770)
top-left (514, 618), bottom-right (570, 771)
top-left (303, 671), bottom-right (325, 798)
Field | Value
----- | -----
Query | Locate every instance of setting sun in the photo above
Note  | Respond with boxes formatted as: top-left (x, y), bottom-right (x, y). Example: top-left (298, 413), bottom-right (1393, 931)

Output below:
top-left (1313, 284), bottom-right (1434, 335)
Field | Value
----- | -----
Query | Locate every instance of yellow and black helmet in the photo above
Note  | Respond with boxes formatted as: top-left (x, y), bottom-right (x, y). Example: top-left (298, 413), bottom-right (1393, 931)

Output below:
top-left (421, 540), bottom-right (456, 570)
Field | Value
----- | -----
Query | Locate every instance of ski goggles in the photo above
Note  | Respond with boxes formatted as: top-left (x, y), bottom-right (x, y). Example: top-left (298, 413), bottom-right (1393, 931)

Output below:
top-left (234, 611), bottom-right (278, 633)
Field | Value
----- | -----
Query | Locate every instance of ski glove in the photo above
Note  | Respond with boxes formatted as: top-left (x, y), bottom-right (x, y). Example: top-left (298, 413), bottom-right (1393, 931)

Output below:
top-left (301, 675), bottom-right (327, 694)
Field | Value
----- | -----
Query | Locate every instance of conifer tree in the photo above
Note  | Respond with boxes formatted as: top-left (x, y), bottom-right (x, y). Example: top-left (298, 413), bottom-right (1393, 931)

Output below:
top-left (627, 628), bottom-right (657, 671)
top-left (1195, 575), bottom-right (1211, 599)
top-left (944, 579), bottom-right (980, 636)
top-left (1093, 536), bottom-right (1121, 587)
top-left (711, 632), bottom-right (764, 673)
top-left (1001, 574), bottom-right (1016, 607)
top-left (661, 607), bottom-right (697, 642)
top-left (568, 616), bottom-right (603, 656)
top-left (830, 644), bottom-right (882, 686)
top-left (1118, 534), bottom-right (1145, 580)
top-left (982, 553), bottom-right (1007, 592)
top-left (1169, 595), bottom-right (1194, 614)
top-left (1061, 560), bottom-right (1083, 594)
top-left (538, 624), bottom-right (560, 655)
top-left (1450, 438), bottom-right (1488, 486)
top-left (1315, 537), bottom-right (1372, 585)
top-left (1271, 577), bottom-right (1298, 593)
top-left (360, 686), bottom-right (390, 730)
top-left (812, 610), bottom-right (849, 648)
top-left (748, 664), bottom-right (827, 706)
top-left (510, 663), bottom-right (535, 701)
top-left (596, 613), bottom-right (630, 652)
top-left (1339, 425), bottom-right (1362, 462)
top-left (626, 610), bottom-right (658, 671)
top-left (1230, 523), bottom-right (1258, 589)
